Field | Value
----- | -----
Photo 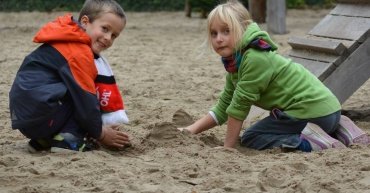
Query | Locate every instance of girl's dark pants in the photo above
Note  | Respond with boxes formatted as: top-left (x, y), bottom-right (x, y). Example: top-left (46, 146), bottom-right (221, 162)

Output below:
top-left (240, 109), bottom-right (341, 150)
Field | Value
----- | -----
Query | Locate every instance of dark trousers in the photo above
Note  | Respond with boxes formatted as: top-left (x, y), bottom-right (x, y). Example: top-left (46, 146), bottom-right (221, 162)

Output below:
top-left (240, 109), bottom-right (341, 150)
top-left (18, 100), bottom-right (85, 140)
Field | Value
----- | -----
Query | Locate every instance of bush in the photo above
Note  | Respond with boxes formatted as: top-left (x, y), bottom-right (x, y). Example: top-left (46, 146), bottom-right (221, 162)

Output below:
top-left (0, 0), bottom-right (336, 12)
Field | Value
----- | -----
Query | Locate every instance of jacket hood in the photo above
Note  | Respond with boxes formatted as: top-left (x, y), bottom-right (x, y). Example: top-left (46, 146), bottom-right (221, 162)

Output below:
top-left (33, 14), bottom-right (91, 45)
top-left (240, 22), bottom-right (278, 51)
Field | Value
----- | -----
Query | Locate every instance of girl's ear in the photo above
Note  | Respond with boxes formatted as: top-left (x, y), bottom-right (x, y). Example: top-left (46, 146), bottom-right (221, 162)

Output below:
top-left (80, 15), bottom-right (90, 28)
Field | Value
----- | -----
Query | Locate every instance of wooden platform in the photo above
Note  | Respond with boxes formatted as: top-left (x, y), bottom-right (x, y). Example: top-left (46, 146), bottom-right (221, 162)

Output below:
top-left (287, 1), bottom-right (370, 103)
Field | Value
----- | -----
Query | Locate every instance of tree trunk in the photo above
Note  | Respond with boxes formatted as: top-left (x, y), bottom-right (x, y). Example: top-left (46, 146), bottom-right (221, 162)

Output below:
top-left (185, 0), bottom-right (191, 17)
top-left (248, 0), bottom-right (266, 23)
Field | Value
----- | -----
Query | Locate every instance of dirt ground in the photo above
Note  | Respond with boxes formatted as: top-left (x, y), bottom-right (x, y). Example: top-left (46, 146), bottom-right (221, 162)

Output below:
top-left (1, 9), bottom-right (370, 193)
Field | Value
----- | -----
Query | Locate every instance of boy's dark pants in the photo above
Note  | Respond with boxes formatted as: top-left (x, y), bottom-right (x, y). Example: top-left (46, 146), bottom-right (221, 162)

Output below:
top-left (18, 100), bottom-right (85, 140)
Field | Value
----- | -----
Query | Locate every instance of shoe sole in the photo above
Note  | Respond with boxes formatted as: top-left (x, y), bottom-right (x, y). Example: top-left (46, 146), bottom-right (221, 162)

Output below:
top-left (335, 115), bottom-right (370, 146)
top-left (50, 147), bottom-right (79, 154)
top-left (27, 144), bottom-right (39, 153)
top-left (302, 123), bottom-right (346, 150)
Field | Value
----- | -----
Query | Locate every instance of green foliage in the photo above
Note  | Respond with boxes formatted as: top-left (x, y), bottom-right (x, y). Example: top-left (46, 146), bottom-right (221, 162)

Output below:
top-left (287, 0), bottom-right (306, 9)
top-left (0, 0), bottom-right (336, 12)
top-left (0, 0), bottom-right (83, 12)
top-left (287, 0), bottom-right (335, 9)
top-left (118, 0), bottom-right (184, 11)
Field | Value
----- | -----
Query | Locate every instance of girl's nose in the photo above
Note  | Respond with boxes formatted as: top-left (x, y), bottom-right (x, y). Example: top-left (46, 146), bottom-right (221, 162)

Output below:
top-left (216, 34), bottom-right (223, 42)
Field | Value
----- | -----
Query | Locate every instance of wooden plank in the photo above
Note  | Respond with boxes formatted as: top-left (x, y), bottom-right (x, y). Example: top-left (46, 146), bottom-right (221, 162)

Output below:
top-left (331, 4), bottom-right (370, 18)
top-left (288, 49), bottom-right (345, 66)
top-left (266, 0), bottom-right (287, 34)
top-left (288, 36), bottom-right (347, 55)
top-left (302, 35), bottom-right (359, 54)
top-left (323, 38), bottom-right (370, 104)
top-left (309, 15), bottom-right (370, 42)
top-left (336, 0), bottom-right (370, 4)
top-left (288, 56), bottom-right (336, 80)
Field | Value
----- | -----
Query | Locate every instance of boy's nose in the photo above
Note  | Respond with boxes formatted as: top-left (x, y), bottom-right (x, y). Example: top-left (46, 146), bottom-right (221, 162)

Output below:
top-left (104, 33), bottom-right (112, 41)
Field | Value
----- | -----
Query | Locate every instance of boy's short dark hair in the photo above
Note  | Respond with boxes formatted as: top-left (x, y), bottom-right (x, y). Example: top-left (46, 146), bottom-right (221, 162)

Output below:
top-left (78, 0), bottom-right (126, 22)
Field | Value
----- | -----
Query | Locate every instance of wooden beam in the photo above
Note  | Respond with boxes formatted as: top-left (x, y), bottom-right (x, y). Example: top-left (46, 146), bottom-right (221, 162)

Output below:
top-left (266, 0), bottom-right (286, 34)
top-left (323, 38), bottom-right (370, 103)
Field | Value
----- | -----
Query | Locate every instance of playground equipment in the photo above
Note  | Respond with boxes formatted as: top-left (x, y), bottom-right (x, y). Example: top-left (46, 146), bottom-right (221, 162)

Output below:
top-left (287, 0), bottom-right (370, 104)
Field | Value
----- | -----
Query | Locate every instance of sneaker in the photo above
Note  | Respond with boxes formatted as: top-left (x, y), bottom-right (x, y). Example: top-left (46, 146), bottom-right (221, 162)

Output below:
top-left (334, 115), bottom-right (370, 146)
top-left (27, 139), bottom-right (51, 153)
top-left (301, 123), bottom-right (346, 151)
top-left (50, 133), bottom-right (95, 152)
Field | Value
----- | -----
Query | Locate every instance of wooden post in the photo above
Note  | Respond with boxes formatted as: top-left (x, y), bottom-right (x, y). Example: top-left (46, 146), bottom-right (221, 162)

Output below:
top-left (185, 0), bottom-right (191, 17)
top-left (248, 0), bottom-right (266, 23)
top-left (267, 0), bottom-right (287, 34)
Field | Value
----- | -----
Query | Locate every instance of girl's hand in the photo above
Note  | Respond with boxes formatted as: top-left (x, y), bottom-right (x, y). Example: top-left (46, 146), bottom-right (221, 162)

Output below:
top-left (99, 125), bottom-right (131, 148)
top-left (213, 146), bottom-right (238, 153)
top-left (177, 127), bottom-right (192, 134)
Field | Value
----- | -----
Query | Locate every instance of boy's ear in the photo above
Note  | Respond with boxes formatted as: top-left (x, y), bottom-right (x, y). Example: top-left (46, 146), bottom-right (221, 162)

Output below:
top-left (80, 15), bottom-right (90, 27)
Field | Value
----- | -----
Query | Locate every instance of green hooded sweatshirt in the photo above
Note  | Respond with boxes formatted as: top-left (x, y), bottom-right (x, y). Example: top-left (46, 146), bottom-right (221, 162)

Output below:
top-left (211, 23), bottom-right (341, 124)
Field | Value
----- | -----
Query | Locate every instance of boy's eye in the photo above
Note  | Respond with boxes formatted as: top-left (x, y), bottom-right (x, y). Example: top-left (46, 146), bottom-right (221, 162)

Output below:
top-left (102, 26), bottom-right (108, 32)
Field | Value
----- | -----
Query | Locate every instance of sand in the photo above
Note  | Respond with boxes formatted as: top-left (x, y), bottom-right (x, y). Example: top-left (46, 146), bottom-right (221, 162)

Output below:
top-left (1, 9), bottom-right (370, 193)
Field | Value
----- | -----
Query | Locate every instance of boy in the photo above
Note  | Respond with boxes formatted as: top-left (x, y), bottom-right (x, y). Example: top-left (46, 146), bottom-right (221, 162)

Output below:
top-left (9, 0), bottom-right (130, 152)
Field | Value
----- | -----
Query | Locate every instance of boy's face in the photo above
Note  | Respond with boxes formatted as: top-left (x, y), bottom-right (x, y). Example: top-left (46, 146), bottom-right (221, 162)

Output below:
top-left (81, 13), bottom-right (125, 54)
top-left (210, 19), bottom-right (235, 57)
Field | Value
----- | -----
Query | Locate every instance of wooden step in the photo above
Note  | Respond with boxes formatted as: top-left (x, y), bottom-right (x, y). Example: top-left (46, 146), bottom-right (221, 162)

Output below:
top-left (331, 3), bottom-right (370, 17)
top-left (309, 15), bottom-right (370, 42)
top-left (288, 49), bottom-right (345, 67)
top-left (288, 56), bottom-right (335, 81)
top-left (288, 36), bottom-right (347, 55)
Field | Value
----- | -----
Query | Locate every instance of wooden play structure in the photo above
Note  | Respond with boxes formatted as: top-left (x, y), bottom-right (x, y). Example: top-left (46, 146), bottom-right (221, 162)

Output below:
top-left (287, 0), bottom-right (370, 104)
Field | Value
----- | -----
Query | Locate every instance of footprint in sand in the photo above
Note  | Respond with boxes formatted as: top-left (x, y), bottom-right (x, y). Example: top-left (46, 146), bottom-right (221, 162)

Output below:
top-left (147, 122), bottom-right (181, 140)
top-left (172, 109), bottom-right (194, 128)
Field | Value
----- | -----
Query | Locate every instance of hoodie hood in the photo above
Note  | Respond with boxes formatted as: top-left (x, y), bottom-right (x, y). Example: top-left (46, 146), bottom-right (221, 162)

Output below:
top-left (33, 14), bottom-right (91, 45)
top-left (239, 22), bottom-right (278, 51)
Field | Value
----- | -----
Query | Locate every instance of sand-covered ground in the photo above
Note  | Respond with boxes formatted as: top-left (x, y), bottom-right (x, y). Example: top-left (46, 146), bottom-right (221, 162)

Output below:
top-left (1, 9), bottom-right (370, 193)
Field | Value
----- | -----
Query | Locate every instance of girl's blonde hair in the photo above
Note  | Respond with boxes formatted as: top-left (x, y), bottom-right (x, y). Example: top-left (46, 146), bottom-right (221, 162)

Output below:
top-left (206, 0), bottom-right (252, 51)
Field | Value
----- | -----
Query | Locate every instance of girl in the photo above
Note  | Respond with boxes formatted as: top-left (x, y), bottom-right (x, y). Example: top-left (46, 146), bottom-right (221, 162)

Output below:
top-left (179, 0), bottom-right (369, 152)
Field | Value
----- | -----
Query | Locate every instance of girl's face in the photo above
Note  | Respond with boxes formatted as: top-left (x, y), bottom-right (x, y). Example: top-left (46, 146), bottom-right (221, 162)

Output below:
top-left (210, 19), bottom-right (235, 57)
top-left (81, 12), bottom-right (125, 54)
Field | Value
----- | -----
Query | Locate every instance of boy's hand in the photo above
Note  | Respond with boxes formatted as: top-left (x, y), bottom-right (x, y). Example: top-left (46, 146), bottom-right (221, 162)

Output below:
top-left (99, 125), bottom-right (131, 148)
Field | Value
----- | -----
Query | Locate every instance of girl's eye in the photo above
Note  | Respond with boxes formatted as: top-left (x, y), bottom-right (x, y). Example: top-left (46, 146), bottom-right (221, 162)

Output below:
top-left (210, 31), bottom-right (217, 38)
top-left (223, 29), bottom-right (230, 35)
